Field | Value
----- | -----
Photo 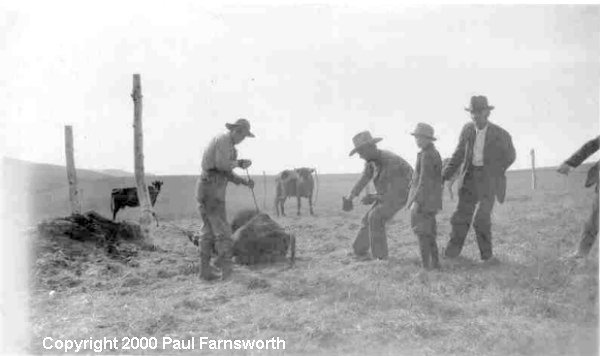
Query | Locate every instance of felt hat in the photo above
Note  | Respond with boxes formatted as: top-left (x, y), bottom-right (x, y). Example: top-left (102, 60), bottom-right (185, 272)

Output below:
top-left (349, 131), bottom-right (382, 156)
top-left (225, 118), bottom-right (255, 138)
top-left (465, 95), bottom-right (495, 112)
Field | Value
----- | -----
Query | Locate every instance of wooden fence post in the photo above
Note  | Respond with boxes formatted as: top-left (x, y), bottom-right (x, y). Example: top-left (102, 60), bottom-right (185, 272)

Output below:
top-left (64, 125), bottom-right (82, 215)
top-left (132, 74), bottom-right (154, 244)
top-left (530, 148), bottom-right (537, 190)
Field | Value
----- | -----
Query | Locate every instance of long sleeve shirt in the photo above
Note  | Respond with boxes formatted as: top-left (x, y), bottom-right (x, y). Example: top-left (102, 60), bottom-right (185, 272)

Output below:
top-left (565, 136), bottom-right (600, 168)
top-left (200, 132), bottom-right (244, 186)
top-left (407, 143), bottom-right (443, 212)
top-left (350, 150), bottom-right (413, 207)
top-left (472, 125), bottom-right (488, 167)
top-left (565, 135), bottom-right (600, 189)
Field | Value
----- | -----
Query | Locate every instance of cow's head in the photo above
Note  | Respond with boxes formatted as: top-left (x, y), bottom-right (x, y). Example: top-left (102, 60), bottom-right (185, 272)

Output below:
top-left (151, 180), bottom-right (164, 191)
top-left (294, 167), bottom-right (315, 180)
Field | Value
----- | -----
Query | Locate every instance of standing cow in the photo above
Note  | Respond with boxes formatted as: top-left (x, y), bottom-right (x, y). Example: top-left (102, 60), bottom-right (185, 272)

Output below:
top-left (110, 180), bottom-right (163, 225)
top-left (442, 158), bottom-right (460, 200)
top-left (274, 167), bottom-right (316, 216)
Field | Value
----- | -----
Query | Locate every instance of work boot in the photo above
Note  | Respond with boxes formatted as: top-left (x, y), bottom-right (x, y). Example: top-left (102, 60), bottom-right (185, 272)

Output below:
top-left (220, 259), bottom-right (233, 280)
top-left (430, 241), bottom-right (441, 270)
top-left (200, 240), bottom-right (219, 281)
top-left (214, 237), bottom-right (234, 280)
top-left (200, 255), bottom-right (219, 281)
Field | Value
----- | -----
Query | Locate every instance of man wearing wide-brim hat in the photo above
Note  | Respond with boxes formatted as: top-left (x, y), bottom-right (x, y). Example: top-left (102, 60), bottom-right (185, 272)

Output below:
top-left (344, 131), bottom-right (413, 260)
top-left (194, 118), bottom-right (256, 281)
top-left (442, 96), bottom-right (516, 262)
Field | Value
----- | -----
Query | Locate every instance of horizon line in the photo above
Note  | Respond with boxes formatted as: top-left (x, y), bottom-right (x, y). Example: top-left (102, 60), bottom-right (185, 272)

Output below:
top-left (5, 155), bottom-right (586, 177)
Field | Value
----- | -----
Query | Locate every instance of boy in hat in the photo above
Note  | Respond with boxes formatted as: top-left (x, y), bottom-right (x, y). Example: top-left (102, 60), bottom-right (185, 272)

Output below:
top-left (406, 123), bottom-right (443, 270)
top-left (344, 131), bottom-right (413, 260)
top-left (194, 118), bottom-right (255, 281)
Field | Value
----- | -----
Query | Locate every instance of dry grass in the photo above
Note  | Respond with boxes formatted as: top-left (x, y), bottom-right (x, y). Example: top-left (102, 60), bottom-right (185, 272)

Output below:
top-left (27, 167), bottom-right (598, 355)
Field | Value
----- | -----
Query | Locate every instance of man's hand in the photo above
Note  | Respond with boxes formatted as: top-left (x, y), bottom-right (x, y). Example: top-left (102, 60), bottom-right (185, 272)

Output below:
top-left (342, 196), bottom-right (354, 212)
top-left (238, 159), bottom-right (252, 169)
top-left (410, 202), bottom-right (420, 212)
top-left (557, 163), bottom-right (572, 175)
top-left (245, 178), bottom-right (255, 189)
top-left (361, 194), bottom-right (379, 205)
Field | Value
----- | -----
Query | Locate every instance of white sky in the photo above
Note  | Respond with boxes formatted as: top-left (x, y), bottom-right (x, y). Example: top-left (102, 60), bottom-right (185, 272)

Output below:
top-left (1, 1), bottom-right (599, 175)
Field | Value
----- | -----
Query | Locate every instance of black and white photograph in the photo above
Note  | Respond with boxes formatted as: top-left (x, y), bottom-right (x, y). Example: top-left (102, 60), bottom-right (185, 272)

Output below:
top-left (1, 1), bottom-right (599, 355)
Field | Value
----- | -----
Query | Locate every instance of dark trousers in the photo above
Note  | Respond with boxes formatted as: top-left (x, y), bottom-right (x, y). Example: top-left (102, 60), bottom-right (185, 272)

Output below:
top-left (353, 201), bottom-right (402, 259)
top-left (411, 207), bottom-right (439, 269)
top-left (578, 188), bottom-right (599, 256)
top-left (445, 167), bottom-right (495, 260)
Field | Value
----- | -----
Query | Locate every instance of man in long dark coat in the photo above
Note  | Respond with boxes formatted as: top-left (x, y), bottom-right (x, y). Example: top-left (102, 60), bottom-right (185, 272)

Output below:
top-left (442, 95), bottom-right (516, 261)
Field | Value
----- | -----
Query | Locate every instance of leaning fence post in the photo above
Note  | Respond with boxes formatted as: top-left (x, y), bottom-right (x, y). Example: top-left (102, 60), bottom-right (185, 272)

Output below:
top-left (64, 125), bottom-right (82, 215)
top-left (132, 74), bottom-right (155, 244)
top-left (530, 148), bottom-right (537, 190)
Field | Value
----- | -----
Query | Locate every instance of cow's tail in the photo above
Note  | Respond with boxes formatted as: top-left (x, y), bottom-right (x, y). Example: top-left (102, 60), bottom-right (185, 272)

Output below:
top-left (274, 179), bottom-right (281, 214)
top-left (313, 168), bottom-right (319, 205)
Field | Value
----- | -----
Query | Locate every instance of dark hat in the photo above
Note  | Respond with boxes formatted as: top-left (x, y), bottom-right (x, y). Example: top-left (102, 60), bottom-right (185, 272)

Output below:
top-left (349, 131), bottom-right (382, 156)
top-left (225, 118), bottom-right (255, 138)
top-left (465, 95), bottom-right (495, 112)
top-left (410, 122), bottom-right (437, 141)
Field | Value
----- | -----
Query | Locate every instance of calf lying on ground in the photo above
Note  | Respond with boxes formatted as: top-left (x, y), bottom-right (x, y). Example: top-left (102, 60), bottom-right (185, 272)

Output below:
top-left (231, 209), bottom-right (296, 265)
top-left (184, 209), bottom-right (295, 266)
top-left (110, 180), bottom-right (163, 226)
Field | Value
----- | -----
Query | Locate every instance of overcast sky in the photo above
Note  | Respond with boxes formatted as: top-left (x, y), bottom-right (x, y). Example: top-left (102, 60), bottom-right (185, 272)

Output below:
top-left (1, 1), bottom-right (598, 175)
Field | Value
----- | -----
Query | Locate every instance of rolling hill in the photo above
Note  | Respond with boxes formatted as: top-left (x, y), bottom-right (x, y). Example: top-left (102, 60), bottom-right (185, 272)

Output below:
top-left (2, 156), bottom-right (594, 224)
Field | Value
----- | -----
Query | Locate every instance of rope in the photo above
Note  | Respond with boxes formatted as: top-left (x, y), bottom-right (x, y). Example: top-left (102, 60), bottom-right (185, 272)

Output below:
top-left (245, 169), bottom-right (260, 212)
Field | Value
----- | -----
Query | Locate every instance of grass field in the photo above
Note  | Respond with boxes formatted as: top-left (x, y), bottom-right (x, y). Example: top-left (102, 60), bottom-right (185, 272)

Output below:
top-left (9, 158), bottom-right (599, 355)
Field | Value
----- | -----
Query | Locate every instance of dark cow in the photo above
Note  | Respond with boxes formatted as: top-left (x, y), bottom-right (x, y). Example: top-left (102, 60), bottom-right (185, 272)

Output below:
top-left (110, 180), bottom-right (163, 225)
top-left (442, 158), bottom-right (460, 200)
top-left (274, 167), bottom-right (316, 216)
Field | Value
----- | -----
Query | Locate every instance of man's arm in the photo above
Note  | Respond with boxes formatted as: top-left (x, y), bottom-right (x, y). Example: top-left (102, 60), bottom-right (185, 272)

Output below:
top-left (406, 155), bottom-right (423, 209)
top-left (214, 135), bottom-right (250, 185)
top-left (565, 136), bottom-right (600, 168)
top-left (442, 124), bottom-right (468, 181)
top-left (224, 171), bottom-right (246, 185)
top-left (349, 162), bottom-right (374, 199)
top-left (501, 129), bottom-right (516, 172)
top-left (214, 135), bottom-right (239, 172)
top-left (408, 151), bottom-right (439, 209)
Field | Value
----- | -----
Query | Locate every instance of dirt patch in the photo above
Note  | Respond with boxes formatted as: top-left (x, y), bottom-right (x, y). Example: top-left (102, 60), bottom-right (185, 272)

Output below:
top-left (32, 211), bottom-right (146, 291)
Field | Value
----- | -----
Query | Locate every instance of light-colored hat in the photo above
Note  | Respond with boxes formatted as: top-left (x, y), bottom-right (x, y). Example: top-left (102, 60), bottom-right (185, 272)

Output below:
top-left (410, 123), bottom-right (437, 141)
top-left (349, 131), bottom-right (382, 156)
top-left (225, 118), bottom-right (255, 138)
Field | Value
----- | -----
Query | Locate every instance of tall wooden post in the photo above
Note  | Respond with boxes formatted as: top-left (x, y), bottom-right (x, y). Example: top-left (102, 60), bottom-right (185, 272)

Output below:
top-left (132, 74), bottom-right (154, 243)
top-left (530, 148), bottom-right (537, 190)
top-left (64, 125), bottom-right (82, 215)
